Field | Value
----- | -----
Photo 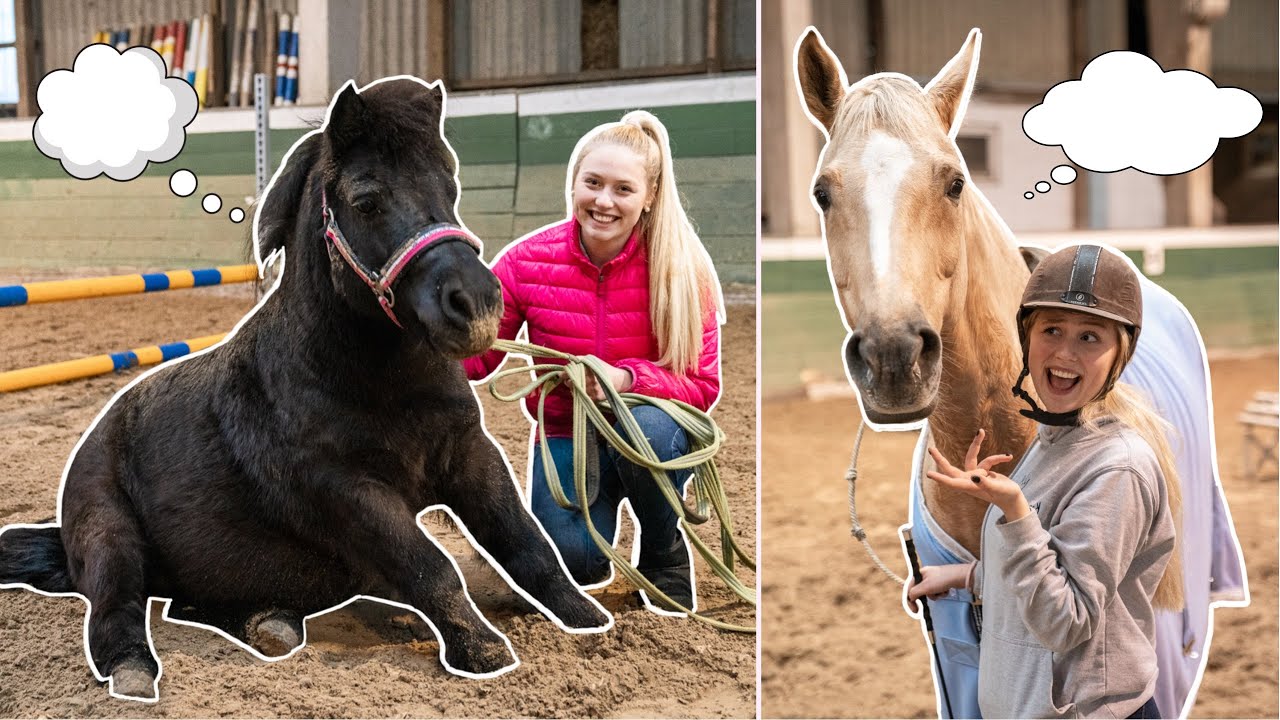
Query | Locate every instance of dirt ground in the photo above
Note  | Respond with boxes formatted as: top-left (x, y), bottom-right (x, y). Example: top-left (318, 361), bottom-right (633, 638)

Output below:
top-left (761, 353), bottom-right (1278, 718)
top-left (0, 275), bottom-right (756, 719)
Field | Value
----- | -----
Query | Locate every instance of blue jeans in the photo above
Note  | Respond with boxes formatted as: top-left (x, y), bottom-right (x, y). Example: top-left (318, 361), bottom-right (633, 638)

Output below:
top-left (1126, 696), bottom-right (1161, 719)
top-left (530, 406), bottom-right (691, 585)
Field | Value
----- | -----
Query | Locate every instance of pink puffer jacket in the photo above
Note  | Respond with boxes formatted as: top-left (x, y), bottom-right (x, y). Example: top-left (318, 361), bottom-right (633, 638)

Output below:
top-left (464, 218), bottom-right (721, 438)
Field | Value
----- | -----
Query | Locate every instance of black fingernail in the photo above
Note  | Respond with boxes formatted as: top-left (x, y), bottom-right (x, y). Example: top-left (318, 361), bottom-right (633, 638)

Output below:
top-left (971, 474), bottom-right (982, 484)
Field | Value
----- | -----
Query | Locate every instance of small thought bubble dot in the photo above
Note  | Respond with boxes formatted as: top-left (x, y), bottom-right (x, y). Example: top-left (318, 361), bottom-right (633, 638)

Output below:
top-left (1024, 191), bottom-right (1034, 199)
top-left (229, 207), bottom-right (245, 223)
top-left (202, 194), bottom-right (222, 213)
top-left (170, 169), bottom-right (196, 197)
top-left (1035, 181), bottom-right (1051, 193)
top-left (1051, 165), bottom-right (1078, 184)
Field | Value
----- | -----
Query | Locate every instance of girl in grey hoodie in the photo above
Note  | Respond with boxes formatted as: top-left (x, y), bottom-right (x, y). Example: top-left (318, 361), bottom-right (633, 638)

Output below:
top-left (909, 245), bottom-right (1183, 719)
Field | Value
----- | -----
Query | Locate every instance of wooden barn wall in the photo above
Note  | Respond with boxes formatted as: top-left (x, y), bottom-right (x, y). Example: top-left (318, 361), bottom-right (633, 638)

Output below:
top-left (1212, 0), bottom-right (1279, 99)
top-left (881, 0), bottom-right (1071, 91)
top-left (358, 0), bottom-right (433, 85)
top-left (618, 0), bottom-right (705, 70)
top-left (449, 0), bottom-right (581, 82)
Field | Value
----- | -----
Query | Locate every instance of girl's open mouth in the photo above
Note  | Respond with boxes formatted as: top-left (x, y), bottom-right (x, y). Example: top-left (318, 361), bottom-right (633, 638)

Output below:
top-left (1047, 367), bottom-right (1080, 393)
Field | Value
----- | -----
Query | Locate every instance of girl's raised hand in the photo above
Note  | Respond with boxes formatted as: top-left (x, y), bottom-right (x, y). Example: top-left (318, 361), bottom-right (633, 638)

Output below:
top-left (926, 429), bottom-right (1030, 521)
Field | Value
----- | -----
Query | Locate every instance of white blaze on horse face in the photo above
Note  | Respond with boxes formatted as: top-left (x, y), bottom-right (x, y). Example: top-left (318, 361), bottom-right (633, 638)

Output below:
top-left (859, 131), bottom-right (914, 282)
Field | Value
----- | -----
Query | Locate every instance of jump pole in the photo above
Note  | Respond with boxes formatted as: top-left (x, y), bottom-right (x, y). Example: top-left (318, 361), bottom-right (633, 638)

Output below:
top-left (0, 265), bottom-right (257, 308)
top-left (0, 334), bottom-right (226, 392)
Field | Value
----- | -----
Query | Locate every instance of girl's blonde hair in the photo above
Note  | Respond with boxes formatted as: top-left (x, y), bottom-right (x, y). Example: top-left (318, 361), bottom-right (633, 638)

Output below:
top-left (568, 110), bottom-right (724, 375)
top-left (1022, 310), bottom-right (1185, 611)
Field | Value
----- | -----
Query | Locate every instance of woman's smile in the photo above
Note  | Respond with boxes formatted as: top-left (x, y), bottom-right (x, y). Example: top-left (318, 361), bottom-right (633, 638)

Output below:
top-left (572, 143), bottom-right (650, 264)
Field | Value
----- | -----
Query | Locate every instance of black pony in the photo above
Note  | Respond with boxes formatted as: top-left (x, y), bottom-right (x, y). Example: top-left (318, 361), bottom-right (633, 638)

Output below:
top-left (0, 76), bottom-right (609, 701)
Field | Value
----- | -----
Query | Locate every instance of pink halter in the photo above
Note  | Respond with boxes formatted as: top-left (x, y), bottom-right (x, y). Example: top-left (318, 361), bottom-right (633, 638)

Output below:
top-left (321, 191), bottom-right (482, 328)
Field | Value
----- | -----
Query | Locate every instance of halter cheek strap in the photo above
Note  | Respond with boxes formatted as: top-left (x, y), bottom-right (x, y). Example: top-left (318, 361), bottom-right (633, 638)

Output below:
top-left (321, 190), bottom-right (482, 328)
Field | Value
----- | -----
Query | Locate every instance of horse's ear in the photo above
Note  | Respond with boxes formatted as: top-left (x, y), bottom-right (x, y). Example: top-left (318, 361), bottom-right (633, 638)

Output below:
top-left (925, 28), bottom-right (981, 138)
top-left (327, 81), bottom-right (369, 154)
top-left (1020, 245), bottom-right (1050, 273)
top-left (255, 133), bottom-right (321, 258)
top-left (795, 28), bottom-right (847, 133)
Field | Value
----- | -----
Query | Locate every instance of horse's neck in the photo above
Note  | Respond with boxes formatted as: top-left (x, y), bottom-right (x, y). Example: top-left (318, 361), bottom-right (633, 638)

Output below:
top-left (922, 194), bottom-right (1036, 557)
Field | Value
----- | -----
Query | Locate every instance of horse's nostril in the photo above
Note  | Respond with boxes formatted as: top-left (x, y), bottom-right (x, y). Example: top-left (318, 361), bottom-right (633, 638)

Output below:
top-left (443, 285), bottom-right (475, 322)
top-left (919, 326), bottom-right (941, 361)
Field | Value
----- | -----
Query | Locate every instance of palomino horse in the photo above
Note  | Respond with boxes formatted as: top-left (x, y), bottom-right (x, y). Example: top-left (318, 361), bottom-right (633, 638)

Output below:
top-left (796, 27), bottom-right (1247, 718)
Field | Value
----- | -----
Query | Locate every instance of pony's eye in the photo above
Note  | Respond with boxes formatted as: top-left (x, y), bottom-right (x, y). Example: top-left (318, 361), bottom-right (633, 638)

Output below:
top-left (946, 177), bottom-right (965, 200)
top-left (813, 186), bottom-right (831, 211)
top-left (353, 197), bottom-right (378, 214)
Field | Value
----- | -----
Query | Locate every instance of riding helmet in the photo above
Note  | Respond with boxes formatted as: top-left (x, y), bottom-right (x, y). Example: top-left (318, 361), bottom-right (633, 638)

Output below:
top-left (1012, 244), bottom-right (1143, 423)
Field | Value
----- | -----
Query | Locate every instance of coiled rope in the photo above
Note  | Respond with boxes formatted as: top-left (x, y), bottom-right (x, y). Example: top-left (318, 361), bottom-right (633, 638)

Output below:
top-left (485, 339), bottom-right (755, 633)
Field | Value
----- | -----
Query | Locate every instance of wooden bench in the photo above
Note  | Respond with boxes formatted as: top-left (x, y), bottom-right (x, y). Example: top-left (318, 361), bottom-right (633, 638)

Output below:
top-left (1238, 390), bottom-right (1279, 478)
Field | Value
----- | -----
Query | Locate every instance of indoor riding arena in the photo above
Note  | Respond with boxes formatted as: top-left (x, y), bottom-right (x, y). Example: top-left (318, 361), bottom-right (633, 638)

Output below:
top-left (0, 1), bottom-right (757, 716)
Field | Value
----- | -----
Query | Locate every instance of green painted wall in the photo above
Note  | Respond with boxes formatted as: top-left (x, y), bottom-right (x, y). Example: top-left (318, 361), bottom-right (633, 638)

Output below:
top-left (0, 102), bottom-right (756, 283)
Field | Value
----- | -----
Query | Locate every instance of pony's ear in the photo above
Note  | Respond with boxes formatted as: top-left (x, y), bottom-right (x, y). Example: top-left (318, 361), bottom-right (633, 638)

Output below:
top-left (326, 81), bottom-right (368, 154)
top-left (925, 28), bottom-right (981, 138)
top-left (795, 28), bottom-right (847, 133)
top-left (255, 133), bottom-right (321, 258)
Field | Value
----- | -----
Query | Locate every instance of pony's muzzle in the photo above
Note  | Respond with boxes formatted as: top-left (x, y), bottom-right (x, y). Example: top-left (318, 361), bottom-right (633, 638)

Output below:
top-left (404, 242), bottom-right (502, 356)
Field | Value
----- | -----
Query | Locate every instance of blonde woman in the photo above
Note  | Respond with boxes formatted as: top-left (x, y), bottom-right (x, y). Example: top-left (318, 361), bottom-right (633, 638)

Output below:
top-left (465, 110), bottom-right (724, 612)
top-left (909, 245), bottom-right (1183, 719)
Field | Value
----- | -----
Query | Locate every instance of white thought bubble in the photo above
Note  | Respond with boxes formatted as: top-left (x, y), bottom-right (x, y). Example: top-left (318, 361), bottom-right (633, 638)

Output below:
top-left (1023, 51), bottom-right (1262, 175)
top-left (33, 44), bottom-right (198, 181)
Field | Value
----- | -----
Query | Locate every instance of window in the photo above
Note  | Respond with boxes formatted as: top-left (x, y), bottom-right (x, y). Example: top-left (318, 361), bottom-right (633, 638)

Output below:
top-left (0, 0), bottom-right (17, 118)
top-left (449, 0), bottom-right (754, 89)
top-left (955, 134), bottom-right (991, 179)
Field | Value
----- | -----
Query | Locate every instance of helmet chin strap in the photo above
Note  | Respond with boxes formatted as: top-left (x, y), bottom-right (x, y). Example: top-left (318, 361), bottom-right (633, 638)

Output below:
top-left (1012, 365), bottom-right (1082, 427)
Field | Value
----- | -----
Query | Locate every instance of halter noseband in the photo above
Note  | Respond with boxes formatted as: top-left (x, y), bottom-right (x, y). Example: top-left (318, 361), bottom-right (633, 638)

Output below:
top-left (321, 190), bottom-right (481, 328)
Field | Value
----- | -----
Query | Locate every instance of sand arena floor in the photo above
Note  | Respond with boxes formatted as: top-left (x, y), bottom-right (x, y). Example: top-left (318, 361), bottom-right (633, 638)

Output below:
top-left (0, 274), bottom-right (757, 719)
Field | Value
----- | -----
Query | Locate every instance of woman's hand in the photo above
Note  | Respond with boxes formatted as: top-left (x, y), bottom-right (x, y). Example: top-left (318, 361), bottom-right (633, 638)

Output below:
top-left (583, 356), bottom-right (633, 401)
top-left (926, 429), bottom-right (1030, 521)
top-left (906, 563), bottom-right (973, 603)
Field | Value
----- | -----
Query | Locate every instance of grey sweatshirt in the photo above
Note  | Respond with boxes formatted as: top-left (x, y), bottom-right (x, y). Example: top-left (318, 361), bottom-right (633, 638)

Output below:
top-left (971, 418), bottom-right (1176, 719)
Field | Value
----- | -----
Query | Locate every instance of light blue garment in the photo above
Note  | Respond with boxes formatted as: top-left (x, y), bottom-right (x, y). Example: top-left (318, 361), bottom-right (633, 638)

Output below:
top-left (901, 272), bottom-right (1248, 719)
top-left (904, 440), bottom-right (981, 719)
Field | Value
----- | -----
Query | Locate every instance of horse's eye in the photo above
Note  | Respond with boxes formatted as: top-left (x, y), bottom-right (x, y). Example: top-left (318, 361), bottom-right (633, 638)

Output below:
top-left (353, 197), bottom-right (378, 215)
top-left (813, 186), bottom-right (831, 211)
top-left (946, 177), bottom-right (965, 200)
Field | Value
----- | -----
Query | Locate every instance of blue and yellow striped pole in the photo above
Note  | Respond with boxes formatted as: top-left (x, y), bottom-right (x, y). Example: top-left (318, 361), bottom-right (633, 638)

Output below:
top-left (0, 334), bottom-right (227, 392)
top-left (0, 265), bottom-right (257, 307)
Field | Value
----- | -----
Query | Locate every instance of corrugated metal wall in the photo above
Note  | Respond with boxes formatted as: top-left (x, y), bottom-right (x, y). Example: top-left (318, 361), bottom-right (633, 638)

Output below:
top-left (882, 0), bottom-right (1071, 91)
top-left (450, 0), bottom-right (581, 82)
top-left (358, 0), bottom-right (433, 85)
top-left (619, 0), bottom-right (705, 69)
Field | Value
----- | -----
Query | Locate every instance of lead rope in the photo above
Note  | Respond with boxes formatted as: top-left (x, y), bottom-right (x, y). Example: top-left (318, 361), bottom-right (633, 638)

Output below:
top-left (485, 340), bottom-right (755, 633)
top-left (845, 421), bottom-right (905, 585)
top-left (846, 421), bottom-right (954, 717)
